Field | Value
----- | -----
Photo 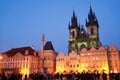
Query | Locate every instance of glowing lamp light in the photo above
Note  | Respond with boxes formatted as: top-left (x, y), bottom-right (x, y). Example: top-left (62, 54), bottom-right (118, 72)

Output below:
top-left (114, 70), bottom-right (118, 73)
top-left (0, 56), bottom-right (2, 59)
top-left (20, 68), bottom-right (29, 76)
top-left (110, 70), bottom-right (112, 73)
top-left (56, 67), bottom-right (65, 73)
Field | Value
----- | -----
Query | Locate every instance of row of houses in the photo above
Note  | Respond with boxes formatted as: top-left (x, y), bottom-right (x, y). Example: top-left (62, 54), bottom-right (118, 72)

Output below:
top-left (56, 45), bottom-right (120, 74)
top-left (0, 34), bottom-right (120, 76)
top-left (0, 34), bottom-right (58, 75)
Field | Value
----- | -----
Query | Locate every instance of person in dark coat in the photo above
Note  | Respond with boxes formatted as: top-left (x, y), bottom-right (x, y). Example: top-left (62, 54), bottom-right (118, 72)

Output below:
top-left (39, 73), bottom-right (44, 80)
top-left (102, 71), bottom-right (107, 80)
top-left (93, 70), bottom-right (100, 80)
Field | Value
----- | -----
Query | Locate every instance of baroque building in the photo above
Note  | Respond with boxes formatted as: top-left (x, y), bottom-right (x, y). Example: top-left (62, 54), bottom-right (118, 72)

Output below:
top-left (0, 34), bottom-right (58, 76)
top-left (56, 6), bottom-right (120, 74)
top-left (0, 46), bottom-right (39, 75)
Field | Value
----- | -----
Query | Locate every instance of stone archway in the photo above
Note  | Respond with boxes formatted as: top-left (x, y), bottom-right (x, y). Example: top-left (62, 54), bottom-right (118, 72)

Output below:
top-left (80, 44), bottom-right (86, 50)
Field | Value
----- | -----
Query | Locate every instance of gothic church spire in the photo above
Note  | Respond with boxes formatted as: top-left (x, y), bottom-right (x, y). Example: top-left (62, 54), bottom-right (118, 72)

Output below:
top-left (71, 10), bottom-right (78, 28)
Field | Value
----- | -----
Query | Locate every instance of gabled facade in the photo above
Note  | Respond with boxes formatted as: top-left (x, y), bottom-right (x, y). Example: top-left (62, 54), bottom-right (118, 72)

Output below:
top-left (108, 45), bottom-right (120, 73)
top-left (56, 51), bottom-right (80, 73)
top-left (56, 46), bottom-right (120, 74)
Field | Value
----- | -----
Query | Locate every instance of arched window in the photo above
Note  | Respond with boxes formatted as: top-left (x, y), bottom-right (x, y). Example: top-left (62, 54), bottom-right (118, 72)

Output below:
top-left (80, 44), bottom-right (86, 50)
top-left (91, 27), bottom-right (94, 35)
top-left (72, 31), bottom-right (75, 38)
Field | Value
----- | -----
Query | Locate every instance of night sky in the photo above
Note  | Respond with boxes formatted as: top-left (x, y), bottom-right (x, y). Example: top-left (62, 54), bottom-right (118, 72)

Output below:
top-left (0, 0), bottom-right (120, 54)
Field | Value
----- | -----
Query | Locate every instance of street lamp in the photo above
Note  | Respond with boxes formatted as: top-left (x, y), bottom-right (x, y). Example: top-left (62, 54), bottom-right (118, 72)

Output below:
top-left (0, 53), bottom-right (2, 73)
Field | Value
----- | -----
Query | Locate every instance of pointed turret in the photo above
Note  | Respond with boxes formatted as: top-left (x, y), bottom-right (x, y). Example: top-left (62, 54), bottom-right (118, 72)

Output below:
top-left (70, 10), bottom-right (78, 28)
top-left (86, 6), bottom-right (99, 27)
top-left (68, 10), bottom-right (80, 38)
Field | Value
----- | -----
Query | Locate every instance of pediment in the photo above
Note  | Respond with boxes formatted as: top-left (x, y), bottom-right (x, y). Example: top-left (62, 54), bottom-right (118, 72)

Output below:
top-left (81, 48), bottom-right (87, 52)
top-left (69, 51), bottom-right (77, 56)
top-left (14, 52), bottom-right (23, 57)
top-left (109, 45), bottom-right (118, 51)
top-left (58, 52), bottom-right (65, 57)
top-left (2, 54), bottom-right (8, 58)
top-left (90, 47), bottom-right (96, 51)
top-left (99, 46), bottom-right (106, 51)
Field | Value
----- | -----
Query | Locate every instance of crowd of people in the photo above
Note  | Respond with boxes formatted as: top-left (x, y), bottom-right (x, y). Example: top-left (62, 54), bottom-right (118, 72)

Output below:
top-left (0, 70), bottom-right (120, 80)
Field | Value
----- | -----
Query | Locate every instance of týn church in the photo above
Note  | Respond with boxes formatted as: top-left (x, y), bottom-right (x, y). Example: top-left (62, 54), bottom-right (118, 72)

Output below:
top-left (56, 6), bottom-right (120, 74)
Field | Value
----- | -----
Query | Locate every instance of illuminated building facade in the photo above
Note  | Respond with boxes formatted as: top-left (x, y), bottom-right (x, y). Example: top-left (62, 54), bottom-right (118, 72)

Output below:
top-left (56, 46), bottom-right (120, 74)
top-left (0, 34), bottom-right (58, 75)
top-left (1, 47), bottom-right (39, 75)
top-left (56, 6), bottom-right (120, 74)
top-left (0, 6), bottom-right (119, 75)
top-left (56, 51), bottom-right (80, 73)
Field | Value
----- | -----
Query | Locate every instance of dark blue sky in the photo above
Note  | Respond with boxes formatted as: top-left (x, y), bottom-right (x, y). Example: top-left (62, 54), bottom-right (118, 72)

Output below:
top-left (0, 0), bottom-right (120, 53)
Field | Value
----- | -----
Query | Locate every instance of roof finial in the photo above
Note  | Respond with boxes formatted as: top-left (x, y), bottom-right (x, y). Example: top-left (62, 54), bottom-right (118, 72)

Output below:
top-left (90, 5), bottom-right (93, 14)
top-left (73, 10), bottom-right (76, 18)
top-left (42, 33), bottom-right (44, 40)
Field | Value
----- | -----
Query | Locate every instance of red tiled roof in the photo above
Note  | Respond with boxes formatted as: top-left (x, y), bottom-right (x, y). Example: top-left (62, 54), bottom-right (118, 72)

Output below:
top-left (3, 46), bottom-right (38, 57)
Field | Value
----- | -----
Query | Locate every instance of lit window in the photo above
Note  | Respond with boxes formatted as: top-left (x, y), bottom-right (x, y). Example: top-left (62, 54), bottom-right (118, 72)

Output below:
top-left (74, 65), bottom-right (75, 67)
top-left (81, 54), bottom-right (84, 56)
top-left (86, 64), bottom-right (88, 67)
top-left (82, 64), bottom-right (84, 67)
top-left (96, 57), bottom-right (98, 60)
top-left (88, 53), bottom-right (90, 55)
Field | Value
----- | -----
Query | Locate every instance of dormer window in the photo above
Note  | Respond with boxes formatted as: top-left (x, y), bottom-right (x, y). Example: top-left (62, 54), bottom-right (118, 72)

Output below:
top-left (34, 52), bottom-right (36, 56)
top-left (25, 50), bottom-right (28, 55)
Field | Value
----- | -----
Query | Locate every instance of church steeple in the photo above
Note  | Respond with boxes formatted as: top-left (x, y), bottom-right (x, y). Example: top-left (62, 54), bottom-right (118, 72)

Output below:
top-left (70, 10), bottom-right (78, 28)
top-left (68, 10), bottom-right (80, 53)
top-left (86, 6), bottom-right (99, 27)
top-left (86, 6), bottom-right (102, 48)
top-left (68, 10), bottom-right (80, 38)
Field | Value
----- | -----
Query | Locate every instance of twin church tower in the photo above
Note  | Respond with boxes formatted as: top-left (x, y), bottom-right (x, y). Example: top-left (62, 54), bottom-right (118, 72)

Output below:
top-left (68, 6), bottom-right (102, 54)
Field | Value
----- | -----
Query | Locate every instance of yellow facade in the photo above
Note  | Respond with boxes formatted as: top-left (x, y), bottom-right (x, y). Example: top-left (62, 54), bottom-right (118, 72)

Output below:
top-left (56, 46), bottom-right (120, 74)
top-left (56, 51), bottom-right (80, 73)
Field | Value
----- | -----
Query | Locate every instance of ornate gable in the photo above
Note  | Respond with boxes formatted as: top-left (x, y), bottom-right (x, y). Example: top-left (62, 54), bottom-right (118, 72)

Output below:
top-left (14, 52), bottom-right (23, 57)
top-left (2, 54), bottom-right (8, 58)
top-left (99, 46), bottom-right (106, 51)
top-left (109, 45), bottom-right (118, 52)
